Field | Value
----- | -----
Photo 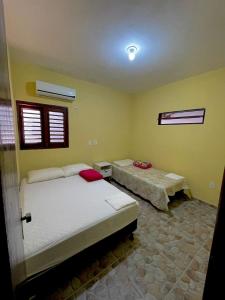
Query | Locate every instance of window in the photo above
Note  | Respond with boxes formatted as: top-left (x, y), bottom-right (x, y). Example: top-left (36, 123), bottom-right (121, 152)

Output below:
top-left (158, 108), bottom-right (205, 125)
top-left (17, 101), bottom-right (68, 149)
top-left (0, 100), bottom-right (15, 146)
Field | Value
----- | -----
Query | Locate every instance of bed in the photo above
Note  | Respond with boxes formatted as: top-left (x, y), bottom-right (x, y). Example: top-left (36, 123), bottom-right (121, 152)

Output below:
top-left (112, 159), bottom-right (191, 211)
top-left (20, 172), bottom-right (139, 278)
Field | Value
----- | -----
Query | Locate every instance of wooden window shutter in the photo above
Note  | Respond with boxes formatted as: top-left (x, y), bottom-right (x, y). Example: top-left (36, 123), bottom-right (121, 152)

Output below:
top-left (48, 107), bottom-right (68, 148)
top-left (17, 101), bottom-right (68, 150)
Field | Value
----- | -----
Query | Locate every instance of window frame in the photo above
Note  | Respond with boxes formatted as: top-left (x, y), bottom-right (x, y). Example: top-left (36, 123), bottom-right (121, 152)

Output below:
top-left (16, 100), bottom-right (69, 150)
top-left (158, 108), bottom-right (205, 125)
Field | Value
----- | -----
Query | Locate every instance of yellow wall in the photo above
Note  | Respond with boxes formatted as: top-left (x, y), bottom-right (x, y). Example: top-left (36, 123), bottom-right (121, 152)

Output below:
top-left (10, 60), bottom-right (132, 178)
top-left (10, 57), bottom-right (225, 206)
top-left (131, 68), bottom-right (225, 206)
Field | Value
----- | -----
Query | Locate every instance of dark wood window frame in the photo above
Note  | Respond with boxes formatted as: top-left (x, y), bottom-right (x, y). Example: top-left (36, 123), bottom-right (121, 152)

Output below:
top-left (17, 101), bottom-right (69, 150)
top-left (158, 108), bottom-right (205, 125)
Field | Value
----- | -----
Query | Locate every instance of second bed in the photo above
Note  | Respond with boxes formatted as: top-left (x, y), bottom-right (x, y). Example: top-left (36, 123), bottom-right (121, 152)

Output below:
top-left (112, 160), bottom-right (191, 211)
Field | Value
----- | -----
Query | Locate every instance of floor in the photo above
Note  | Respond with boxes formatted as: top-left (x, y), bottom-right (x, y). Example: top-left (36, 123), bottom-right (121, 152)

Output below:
top-left (44, 181), bottom-right (217, 300)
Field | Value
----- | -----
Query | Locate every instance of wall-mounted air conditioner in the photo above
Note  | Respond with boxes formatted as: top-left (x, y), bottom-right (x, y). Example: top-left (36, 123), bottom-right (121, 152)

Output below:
top-left (36, 80), bottom-right (76, 101)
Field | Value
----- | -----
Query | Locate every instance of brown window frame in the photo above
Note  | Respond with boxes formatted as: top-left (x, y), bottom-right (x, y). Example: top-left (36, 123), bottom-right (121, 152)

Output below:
top-left (17, 101), bottom-right (69, 150)
top-left (158, 108), bottom-right (205, 125)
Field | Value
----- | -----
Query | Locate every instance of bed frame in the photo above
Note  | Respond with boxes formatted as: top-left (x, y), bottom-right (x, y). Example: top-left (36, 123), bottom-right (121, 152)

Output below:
top-left (16, 219), bottom-right (137, 300)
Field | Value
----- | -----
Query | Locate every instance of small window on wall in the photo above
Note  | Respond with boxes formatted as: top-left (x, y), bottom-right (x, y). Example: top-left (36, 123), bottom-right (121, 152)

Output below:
top-left (158, 108), bottom-right (205, 125)
top-left (17, 101), bottom-right (68, 150)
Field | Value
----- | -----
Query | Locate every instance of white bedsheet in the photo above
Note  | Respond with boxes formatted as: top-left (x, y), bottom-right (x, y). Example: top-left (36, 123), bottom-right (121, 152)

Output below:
top-left (105, 192), bottom-right (136, 210)
top-left (21, 176), bottom-right (138, 277)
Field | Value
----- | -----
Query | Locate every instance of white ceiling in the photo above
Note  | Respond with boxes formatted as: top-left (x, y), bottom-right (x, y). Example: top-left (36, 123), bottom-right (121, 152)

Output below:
top-left (3, 0), bottom-right (225, 93)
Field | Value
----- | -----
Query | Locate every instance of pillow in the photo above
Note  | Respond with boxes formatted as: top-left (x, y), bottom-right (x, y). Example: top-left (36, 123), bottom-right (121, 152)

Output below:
top-left (27, 167), bottom-right (64, 184)
top-left (79, 169), bottom-right (103, 182)
top-left (62, 163), bottom-right (91, 177)
top-left (113, 159), bottom-right (133, 167)
top-left (133, 160), bottom-right (152, 169)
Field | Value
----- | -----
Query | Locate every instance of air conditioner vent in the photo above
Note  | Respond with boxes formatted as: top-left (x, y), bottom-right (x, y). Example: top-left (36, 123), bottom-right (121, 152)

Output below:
top-left (36, 80), bottom-right (76, 101)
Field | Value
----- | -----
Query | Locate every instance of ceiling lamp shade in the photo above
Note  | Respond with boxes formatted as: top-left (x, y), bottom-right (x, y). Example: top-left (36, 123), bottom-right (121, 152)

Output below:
top-left (126, 45), bottom-right (138, 61)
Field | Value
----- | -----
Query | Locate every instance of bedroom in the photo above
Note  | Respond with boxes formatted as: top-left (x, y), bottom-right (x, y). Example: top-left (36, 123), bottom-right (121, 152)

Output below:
top-left (0, 0), bottom-right (225, 299)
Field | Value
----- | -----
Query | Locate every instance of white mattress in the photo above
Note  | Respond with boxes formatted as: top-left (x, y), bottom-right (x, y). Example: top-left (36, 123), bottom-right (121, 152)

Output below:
top-left (21, 176), bottom-right (138, 277)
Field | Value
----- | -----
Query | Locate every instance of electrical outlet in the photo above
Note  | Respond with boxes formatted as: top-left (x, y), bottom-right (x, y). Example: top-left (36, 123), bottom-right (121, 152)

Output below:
top-left (209, 181), bottom-right (216, 189)
top-left (88, 139), bottom-right (97, 146)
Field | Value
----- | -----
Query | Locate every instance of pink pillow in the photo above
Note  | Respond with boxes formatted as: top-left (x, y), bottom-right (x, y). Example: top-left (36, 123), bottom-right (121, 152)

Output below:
top-left (133, 161), bottom-right (152, 169)
top-left (79, 169), bottom-right (103, 182)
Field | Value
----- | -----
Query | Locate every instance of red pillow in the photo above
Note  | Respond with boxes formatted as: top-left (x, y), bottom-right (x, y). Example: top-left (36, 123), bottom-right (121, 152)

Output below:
top-left (133, 161), bottom-right (152, 169)
top-left (79, 169), bottom-right (103, 182)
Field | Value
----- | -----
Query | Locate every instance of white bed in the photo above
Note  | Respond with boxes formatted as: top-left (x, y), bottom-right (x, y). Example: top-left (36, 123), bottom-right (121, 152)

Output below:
top-left (21, 175), bottom-right (139, 277)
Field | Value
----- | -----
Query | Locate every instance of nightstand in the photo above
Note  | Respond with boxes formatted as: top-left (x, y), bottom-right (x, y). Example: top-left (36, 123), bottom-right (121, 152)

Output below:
top-left (93, 161), bottom-right (112, 180)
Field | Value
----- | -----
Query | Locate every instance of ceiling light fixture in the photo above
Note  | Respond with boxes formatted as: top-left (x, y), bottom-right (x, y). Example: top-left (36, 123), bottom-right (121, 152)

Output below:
top-left (126, 45), bottom-right (138, 61)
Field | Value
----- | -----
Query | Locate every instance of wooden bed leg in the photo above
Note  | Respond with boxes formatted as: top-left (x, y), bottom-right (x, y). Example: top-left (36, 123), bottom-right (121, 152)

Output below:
top-left (129, 233), bottom-right (134, 241)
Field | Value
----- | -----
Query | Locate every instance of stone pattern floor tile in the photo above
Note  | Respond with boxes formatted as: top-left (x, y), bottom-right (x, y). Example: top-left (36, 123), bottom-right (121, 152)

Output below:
top-left (44, 181), bottom-right (217, 300)
top-left (165, 241), bottom-right (211, 300)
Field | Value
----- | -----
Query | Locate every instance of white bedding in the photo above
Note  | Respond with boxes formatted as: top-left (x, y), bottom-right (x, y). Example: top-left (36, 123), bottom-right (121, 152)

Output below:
top-left (105, 192), bottom-right (136, 210)
top-left (165, 173), bottom-right (185, 180)
top-left (21, 176), bottom-right (138, 277)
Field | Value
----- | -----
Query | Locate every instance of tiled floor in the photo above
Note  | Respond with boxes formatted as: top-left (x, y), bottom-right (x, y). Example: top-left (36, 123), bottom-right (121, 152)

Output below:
top-left (44, 181), bottom-right (217, 300)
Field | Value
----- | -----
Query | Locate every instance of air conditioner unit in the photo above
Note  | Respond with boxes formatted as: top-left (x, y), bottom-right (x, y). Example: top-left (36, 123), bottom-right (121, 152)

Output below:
top-left (36, 80), bottom-right (76, 101)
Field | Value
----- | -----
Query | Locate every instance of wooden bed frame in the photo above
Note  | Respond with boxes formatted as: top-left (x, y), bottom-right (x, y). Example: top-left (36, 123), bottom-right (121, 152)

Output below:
top-left (16, 219), bottom-right (137, 300)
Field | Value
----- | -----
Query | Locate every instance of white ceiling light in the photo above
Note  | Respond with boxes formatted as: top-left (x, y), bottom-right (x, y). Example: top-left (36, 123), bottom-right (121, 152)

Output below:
top-left (126, 45), bottom-right (138, 61)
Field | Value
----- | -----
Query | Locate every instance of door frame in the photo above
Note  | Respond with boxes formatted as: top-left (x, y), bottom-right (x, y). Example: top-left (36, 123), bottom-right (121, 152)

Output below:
top-left (0, 0), bottom-right (26, 297)
top-left (203, 168), bottom-right (225, 299)
top-left (0, 172), bottom-right (14, 298)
